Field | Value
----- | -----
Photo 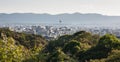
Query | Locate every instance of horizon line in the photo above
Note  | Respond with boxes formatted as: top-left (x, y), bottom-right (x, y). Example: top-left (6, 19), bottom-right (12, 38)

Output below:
top-left (0, 12), bottom-right (118, 16)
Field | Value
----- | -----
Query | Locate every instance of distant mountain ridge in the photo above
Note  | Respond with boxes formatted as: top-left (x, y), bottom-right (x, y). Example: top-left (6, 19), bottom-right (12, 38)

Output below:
top-left (0, 13), bottom-right (120, 24)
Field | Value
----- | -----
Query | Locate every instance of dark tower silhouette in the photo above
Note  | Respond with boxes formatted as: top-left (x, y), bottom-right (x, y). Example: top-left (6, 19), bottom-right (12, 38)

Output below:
top-left (59, 19), bottom-right (62, 24)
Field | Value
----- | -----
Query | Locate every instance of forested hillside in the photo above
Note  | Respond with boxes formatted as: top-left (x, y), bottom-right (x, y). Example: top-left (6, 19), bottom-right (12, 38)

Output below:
top-left (0, 28), bottom-right (120, 62)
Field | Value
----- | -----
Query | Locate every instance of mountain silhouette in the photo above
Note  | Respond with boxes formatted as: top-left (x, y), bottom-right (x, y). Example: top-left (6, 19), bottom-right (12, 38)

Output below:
top-left (0, 13), bottom-right (120, 24)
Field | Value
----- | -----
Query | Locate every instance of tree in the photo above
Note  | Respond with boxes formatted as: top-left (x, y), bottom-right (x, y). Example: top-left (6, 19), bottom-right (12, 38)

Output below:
top-left (63, 40), bottom-right (81, 55)
top-left (0, 37), bottom-right (25, 62)
top-left (98, 34), bottom-right (120, 49)
top-left (78, 34), bottom-right (120, 62)
top-left (47, 48), bottom-right (77, 62)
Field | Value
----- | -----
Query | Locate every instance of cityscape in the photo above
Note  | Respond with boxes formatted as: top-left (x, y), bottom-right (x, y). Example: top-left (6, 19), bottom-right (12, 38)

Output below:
top-left (1, 23), bottom-right (120, 40)
top-left (1, 0), bottom-right (120, 62)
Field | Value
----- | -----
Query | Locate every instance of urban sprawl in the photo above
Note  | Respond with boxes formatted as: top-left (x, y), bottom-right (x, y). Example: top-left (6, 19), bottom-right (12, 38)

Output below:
top-left (1, 24), bottom-right (120, 40)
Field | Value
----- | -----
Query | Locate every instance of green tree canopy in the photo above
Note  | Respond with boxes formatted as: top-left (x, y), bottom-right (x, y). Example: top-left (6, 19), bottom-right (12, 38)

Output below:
top-left (63, 40), bottom-right (81, 55)
top-left (98, 34), bottom-right (120, 49)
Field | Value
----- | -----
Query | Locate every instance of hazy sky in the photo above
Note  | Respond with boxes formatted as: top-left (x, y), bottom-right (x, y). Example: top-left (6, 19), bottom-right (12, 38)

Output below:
top-left (0, 0), bottom-right (120, 16)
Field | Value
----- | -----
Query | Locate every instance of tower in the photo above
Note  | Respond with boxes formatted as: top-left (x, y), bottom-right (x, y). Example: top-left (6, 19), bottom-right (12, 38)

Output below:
top-left (59, 19), bottom-right (62, 24)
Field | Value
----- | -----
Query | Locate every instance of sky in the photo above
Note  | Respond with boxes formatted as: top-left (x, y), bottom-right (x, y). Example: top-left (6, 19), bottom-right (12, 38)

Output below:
top-left (0, 0), bottom-right (120, 16)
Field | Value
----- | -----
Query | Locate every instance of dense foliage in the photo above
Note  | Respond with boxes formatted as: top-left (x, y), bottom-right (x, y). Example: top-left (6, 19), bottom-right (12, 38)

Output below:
top-left (0, 28), bottom-right (47, 62)
top-left (0, 28), bottom-right (120, 62)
